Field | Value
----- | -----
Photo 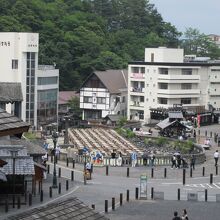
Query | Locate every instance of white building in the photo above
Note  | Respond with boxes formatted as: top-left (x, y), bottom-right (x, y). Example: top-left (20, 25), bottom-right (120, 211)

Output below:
top-left (127, 47), bottom-right (220, 122)
top-left (37, 65), bottom-right (59, 128)
top-left (0, 32), bottom-right (59, 129)
top-left (80, 70), bottom-right (127, 120)
top-left (208, 34), bottom-right (220, 48)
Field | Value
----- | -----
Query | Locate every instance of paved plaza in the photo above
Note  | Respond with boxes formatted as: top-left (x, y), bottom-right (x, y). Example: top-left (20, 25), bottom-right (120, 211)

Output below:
top-left (1, 124), bottom-right (220, 219)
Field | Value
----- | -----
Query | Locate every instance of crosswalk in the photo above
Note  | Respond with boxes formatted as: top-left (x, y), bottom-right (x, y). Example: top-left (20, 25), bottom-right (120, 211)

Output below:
top-left (185, 183), bottom-right (220, 189)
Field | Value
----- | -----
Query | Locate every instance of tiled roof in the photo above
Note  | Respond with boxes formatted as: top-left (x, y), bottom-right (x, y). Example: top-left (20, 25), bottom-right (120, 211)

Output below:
top-left (0, 146), bottom-right (35, 175)
top-left (0, 109), bottom-right (29, 136)
top-left (156, 118), bottom-right (187, 130)
top-left (59, 91), bottom-right (78, 105)
top-left (0, 137), bottom-right (46, 155)
top-left (0, 82), bottom-right (23, 102)
top-left (1, 157), bottom-right (35, 175)
top-left (94, 69), bottom-right (128, 93)
top-left (104, 114), bottom-right (121, 122)
top-left (6, 197), bottom-right (109, 220)
top-left (0, 170), bottom-right (7, 181)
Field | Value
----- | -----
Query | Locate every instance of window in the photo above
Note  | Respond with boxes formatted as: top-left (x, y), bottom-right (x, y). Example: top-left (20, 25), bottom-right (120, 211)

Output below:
top-left (97, 97), bottom-right (106, 104)
top-left (12, 59), bottom-right (18, 69)
top-left (140, 96), bottom-right (144, 102)
top-left (181, 98), bottom-right (191, 104)
top-left (181, 83), bottom-right (192, 90)
top-left (38, 77), bottom-right (58, 85)
top-left (131, 67), bottom-right (139, 73)
top-left (159, 83), bottom-right (168, 89)
top-left (160, 68), bottom-right (168, 75)
top-left (84, 96), bottom-right (92, 103)
top-left (140, 67), bottom-right (145, 73)
top-left (151, 53), bottom-right (154, 62)
top-left (158, 98), bottom-right (168, 104)
top-left (211, 69), bottom-right (220, 72)
top-left (182, 69), bottom-right (192, 75)
top-left (26, 52), bottom-right (36, 124)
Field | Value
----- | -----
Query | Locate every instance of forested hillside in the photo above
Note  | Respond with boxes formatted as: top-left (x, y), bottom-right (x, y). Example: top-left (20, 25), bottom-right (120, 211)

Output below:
top-left (0, 0), bottom-right (181, 90)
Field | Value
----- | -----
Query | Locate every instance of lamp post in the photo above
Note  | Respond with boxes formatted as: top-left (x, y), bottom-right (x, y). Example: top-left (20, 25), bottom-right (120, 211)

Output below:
top-left (10, 149), bottom-right (19, 208)
top-left (63, 116), bottom-right (71, 145)
top-left (52, 131), bottom-right (58, 188)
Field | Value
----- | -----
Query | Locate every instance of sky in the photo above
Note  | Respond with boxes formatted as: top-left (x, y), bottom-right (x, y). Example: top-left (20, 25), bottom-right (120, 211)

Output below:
top-left (149, 0), bottom-right (220, 35)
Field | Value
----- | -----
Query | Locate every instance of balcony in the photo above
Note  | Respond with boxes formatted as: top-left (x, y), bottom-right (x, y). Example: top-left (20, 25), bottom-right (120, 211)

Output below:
top-left (158, 74), bottom-right (200, 83)
top-left (130, 87), bottom-right (145, 94)
top-left (157, 89), bottom-right (200, 98)
top-left (130, 73), bottom-right (145, 80)
top-left (130, 101), bottom-right (144, 108)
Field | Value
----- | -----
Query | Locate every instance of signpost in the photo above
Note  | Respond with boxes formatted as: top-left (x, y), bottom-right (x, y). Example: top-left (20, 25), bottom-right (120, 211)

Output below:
top-left (140, 174), bottom-right (147, 199)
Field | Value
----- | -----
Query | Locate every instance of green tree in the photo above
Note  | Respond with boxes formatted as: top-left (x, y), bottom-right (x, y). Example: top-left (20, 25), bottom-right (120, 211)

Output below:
top-left (181, 28), bottom-right (220, 59)
top-left (155, 137), bottom-right (168, 148)
top-left (0, 0), bottom-right (181, 90)
top-left (68, 96), bottom-right (81, 115)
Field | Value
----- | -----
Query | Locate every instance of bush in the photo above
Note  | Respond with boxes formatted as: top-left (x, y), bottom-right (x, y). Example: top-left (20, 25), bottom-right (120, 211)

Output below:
top-left (155, 137), bottom-right (168, 147)
top-left (23, 132), bottom-right (37, 140)
top-left (144, 138), bottom-right (154, 146)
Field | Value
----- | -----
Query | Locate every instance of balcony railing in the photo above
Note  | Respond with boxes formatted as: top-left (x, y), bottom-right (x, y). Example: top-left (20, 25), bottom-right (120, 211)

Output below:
top-left (130, 101), bottom-right (144, 107)
top-left (158, 74), bottom-right (200, 81)
top-left (131, 73), bottom-right (145, 79)
top-left (131, 87), bottom-right (145, 93)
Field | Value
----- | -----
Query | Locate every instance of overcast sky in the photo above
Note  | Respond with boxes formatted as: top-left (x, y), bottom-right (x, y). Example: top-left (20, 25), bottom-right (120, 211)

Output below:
top-left (150, 0), bottom-right (220, 35)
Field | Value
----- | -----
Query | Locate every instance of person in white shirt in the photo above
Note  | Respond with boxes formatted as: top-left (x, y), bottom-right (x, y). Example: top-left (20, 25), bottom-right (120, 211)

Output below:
top-left (214, 150), bottom-right (219, 166)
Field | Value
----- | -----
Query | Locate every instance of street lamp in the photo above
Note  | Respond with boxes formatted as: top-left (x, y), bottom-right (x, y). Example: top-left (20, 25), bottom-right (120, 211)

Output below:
top-left (52, 131), bottom-right (58, 188)
top-left (63, 116), bottom-right (71, 144)
top-left (10, 149), bottom-right (19, 208)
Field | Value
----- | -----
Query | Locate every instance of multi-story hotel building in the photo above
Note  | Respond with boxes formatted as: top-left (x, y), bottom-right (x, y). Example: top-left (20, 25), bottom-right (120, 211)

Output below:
top-left (0, 32), bottom-right (59, 129)
top-left (128, 47), bottom-right (220, 122)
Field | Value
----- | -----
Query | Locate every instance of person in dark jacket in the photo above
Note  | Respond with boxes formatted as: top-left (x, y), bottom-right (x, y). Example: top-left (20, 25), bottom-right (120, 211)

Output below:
top-left (172, 211), bottom-right (181, 220)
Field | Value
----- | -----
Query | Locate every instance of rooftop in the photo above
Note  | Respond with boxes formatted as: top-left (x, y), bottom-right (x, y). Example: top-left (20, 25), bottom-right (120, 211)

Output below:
top-left (0, 82), bottom-right (23, 102)
top-left (59, 91), bottom-right (78, 105)
top-left (0, 109), bottom-right (29, 137)
top-left (5, 197), bottom-right (109, 220)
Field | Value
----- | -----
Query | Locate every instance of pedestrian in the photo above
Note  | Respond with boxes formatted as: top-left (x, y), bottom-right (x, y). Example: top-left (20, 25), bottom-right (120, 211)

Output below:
top-left (131, 151), bottom-right (137, 167)
top-left (214, 150), bottom-right (219, 166)
top-left (190, 154), bottom-right (196, 170)
top-left (193, 129), bottom-right (196, 138)
top-left (172, 211), bottom-right (181, 220)
top-left (181, 209), bottom-right (188, 220)
top-left (142, 150), bottom-right (148, 166)
top-left (176, 152), bottom-right (181, 169)
top-left (182, 157), bottom-right (188, 168)
top-left (85, 162), bottom-right (92, 180)
top-left (117, 152), bottom-right (122, 166)
top-left (111, 149), bottom-right (116, 166)
top-left (171, 154), bottom-right (176, 169)
top-left (42, 160), bottom-right (47, 179)
top-left (150, 153), bottom-right (155, 167)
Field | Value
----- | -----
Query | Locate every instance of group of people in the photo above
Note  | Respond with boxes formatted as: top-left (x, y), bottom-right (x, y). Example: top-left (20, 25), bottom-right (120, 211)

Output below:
top-left (172, 209), bottom-right (188, 220)
top-left (171, 153), bottom-right (196, 169)
top-left (142, 151), bottom-right (156, 166)
top-left (110, 150), bottom-right (123, 166)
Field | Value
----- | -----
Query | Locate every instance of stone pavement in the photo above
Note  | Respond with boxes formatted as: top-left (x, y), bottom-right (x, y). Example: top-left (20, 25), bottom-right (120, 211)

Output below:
top-left (107, 200), bottom-right (220, 220)
top-left (1, 124), bottom-right (220, 219)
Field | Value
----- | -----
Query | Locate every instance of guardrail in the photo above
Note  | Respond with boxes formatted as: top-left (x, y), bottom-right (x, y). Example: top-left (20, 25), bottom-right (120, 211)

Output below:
top-left (58, 146), bottom-right (206, 166)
